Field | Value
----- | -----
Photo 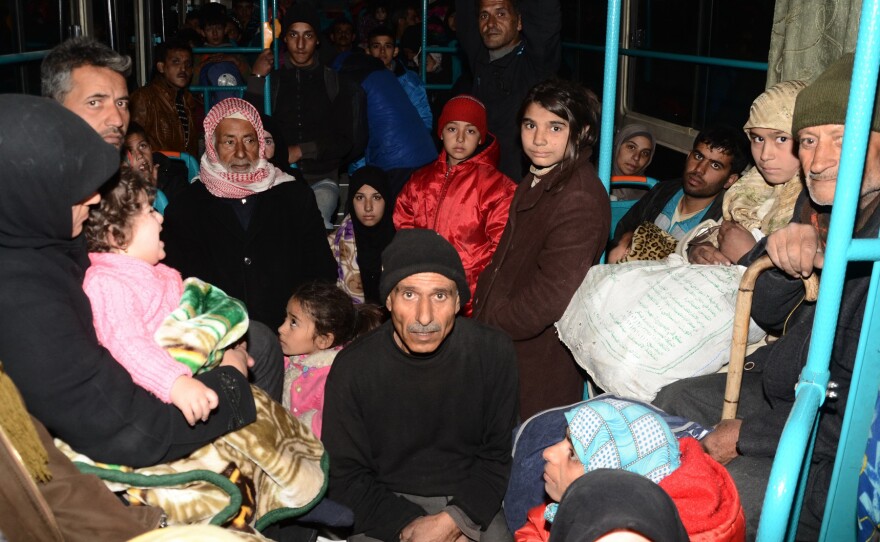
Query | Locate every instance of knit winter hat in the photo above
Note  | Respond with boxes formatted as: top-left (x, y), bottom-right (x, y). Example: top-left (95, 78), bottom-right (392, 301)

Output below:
top-left (792, 53), bottom-right (880, 135)
top-left (379, 229), bottom-right (470, 304)
top-left (438, 95), bottom-right (488, 141)
top-left (744, 80), bottom-right (808, 135)
top-left (282, 2), bottom-right (321, 34)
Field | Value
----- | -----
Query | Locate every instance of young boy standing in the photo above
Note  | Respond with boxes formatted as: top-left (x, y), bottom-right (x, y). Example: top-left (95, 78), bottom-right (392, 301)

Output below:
top-left (394, 95), bottom-right (515, 315)
top-left (366, 26), bottom-right (432, 130)
top-left (130, 39), bottom-right (204, 157)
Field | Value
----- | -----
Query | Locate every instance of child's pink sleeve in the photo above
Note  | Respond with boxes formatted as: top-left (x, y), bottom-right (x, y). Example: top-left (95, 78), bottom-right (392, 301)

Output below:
top-left (83, 271), bottom-right (191, 402)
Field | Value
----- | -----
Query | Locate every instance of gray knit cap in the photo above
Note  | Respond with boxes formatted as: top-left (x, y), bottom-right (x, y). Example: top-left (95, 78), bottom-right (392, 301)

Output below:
top-left (792, 53), bottom-right (880, 135)
top-left (379, 229), bottom-right (470, 305)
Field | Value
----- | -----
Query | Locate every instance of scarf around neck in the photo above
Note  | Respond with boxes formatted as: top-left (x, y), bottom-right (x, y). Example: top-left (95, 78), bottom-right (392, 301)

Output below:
top-left (199, 97), bottom-right (295, 198)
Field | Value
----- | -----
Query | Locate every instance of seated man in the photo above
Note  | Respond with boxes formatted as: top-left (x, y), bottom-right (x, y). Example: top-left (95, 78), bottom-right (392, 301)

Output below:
top-left (654, 53), bottom-right (880, 539)
top-left (322, 229), bottom-right (518, 541)
top-left (130, 38), bottom-right (204, 158)
top-left (162, 97), bottom-right (337, 330)
top-left (608, 125), bottom-right (750, 262)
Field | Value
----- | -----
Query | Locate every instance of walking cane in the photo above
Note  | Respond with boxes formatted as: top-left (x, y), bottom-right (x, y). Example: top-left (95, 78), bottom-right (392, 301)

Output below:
top-left (721, 255), bottom-right (820, 420)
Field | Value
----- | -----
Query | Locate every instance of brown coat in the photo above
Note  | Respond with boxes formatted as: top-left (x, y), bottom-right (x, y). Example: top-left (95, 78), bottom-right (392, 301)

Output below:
top-left (130, 76), bottom-right (203, 157)
top-left (473, 151), bottom-right (610, 420)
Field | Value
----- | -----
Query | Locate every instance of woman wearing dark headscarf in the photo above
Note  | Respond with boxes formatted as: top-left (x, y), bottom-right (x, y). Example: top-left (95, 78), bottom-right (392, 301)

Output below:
top-left (260, 113), bottom-right (297, 176)
top-left (0, 94), bottom-right (257, 467)
top-left (328, 166), bottom-right (395, 304)
top-left (549, 469), bottom-right (689, 542)
top-left (610, 123), bottom-right (656, 201)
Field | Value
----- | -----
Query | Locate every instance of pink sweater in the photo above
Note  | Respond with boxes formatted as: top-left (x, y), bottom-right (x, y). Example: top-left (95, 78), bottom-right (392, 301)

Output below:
top-left (83, 252), bottom-right (190, 402)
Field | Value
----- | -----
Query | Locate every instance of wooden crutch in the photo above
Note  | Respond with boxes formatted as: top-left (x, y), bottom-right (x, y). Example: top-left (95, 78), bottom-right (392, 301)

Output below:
top-left (721, 254), bottom-right (820, 420)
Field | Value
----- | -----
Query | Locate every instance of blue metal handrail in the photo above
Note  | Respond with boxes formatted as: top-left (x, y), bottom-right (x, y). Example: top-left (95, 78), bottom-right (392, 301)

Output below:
top-left (562, 42), bottom-right (769, 72)
top-left (0, 50), bottom-right (50, 66)
top-left (755, 0), bottom-right (880, 538)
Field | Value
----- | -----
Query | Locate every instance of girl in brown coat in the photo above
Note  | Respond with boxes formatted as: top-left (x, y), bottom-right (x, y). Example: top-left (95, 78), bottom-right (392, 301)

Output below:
top-left (473, 79), bottom-right (611, 420)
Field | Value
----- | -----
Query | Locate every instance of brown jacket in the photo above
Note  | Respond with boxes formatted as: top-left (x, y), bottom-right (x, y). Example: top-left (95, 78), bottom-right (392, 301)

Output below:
top-left (473, 151), bottom-right (610, 420)
top-left (131, 76), bottom-right (203, 157)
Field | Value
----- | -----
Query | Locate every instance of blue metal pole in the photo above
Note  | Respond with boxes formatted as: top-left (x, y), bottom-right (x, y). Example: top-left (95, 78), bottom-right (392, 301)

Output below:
top-left (597, 0), bottom-right (621, 192)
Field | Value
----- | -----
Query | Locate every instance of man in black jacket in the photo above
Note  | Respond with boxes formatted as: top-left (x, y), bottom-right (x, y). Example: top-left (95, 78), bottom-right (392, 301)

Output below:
top-left (654, 53), bottom-right (880, 539)
top-left (248, 3), bottom-right (365, 229)
top-left (456, 0), bottom-right (561, 180)
top-left (608, 125), bottom-right (750, 263)
top-left (322, 229), bottom-right (518, 542)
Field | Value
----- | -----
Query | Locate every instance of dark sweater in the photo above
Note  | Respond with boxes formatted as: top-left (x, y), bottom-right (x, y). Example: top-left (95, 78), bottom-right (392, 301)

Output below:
top-left (322, 318), bottom-right (518, 540)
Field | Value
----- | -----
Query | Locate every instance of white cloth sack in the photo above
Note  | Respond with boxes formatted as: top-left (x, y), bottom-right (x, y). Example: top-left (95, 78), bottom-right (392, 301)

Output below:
top-left (556, 254), bottom-right (766, 401)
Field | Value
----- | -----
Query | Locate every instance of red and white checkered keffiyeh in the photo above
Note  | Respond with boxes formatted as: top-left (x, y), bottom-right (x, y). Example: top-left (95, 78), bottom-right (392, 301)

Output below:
top-left (199, 98), bottom-right (295, 198)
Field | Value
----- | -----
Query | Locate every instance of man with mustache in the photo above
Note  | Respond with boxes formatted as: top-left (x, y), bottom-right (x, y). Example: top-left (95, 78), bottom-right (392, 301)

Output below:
top-left (654, 53), bottom-right (880, 539)
top-left (130, 38), bottom-right (203, 158)
top-left (162, 98), bottom-right (337, 381)
top-left (608, 125), bottom-right (750, 263)
top-left (322, 229), bottom-right (519, 542)
top-left (41, 36), bottom-right (131, 150)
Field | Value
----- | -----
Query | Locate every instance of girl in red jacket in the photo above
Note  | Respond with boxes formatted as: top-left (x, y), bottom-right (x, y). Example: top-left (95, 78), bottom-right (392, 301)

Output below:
top-left (394, 95), bottom-right (516, 315)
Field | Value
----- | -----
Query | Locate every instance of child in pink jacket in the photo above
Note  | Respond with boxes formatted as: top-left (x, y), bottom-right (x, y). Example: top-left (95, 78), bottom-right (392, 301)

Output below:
top-left (278, 281), bottom-right (383, 437)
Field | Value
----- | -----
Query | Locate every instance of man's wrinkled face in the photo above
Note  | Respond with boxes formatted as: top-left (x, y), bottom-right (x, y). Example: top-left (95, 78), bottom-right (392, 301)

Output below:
top-left (478, 0), bottom-right (522, 51)
top-left (283, 22), bottom-right (319, 68)
top-left (157, 49), bottom-right (192, 90)
top-left (214, 117), bottom-right (259, 173)
top-left (799, 125), bottom-right (880, 207)
top-left (63, 65), bottom-right (129, 149)
top-left (386, 272), bottom-right (460, 354)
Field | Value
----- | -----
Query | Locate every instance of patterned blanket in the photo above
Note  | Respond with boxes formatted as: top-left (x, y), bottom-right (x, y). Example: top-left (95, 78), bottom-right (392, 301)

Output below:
top-left (59, 278), bottom-right (326, 533)
top-left (58, 386), bottom-right (327, 532)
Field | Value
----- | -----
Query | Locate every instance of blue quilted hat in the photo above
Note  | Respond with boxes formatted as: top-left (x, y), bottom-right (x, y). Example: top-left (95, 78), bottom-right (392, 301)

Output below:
top-left (565, 397), bottom-right (680, 483)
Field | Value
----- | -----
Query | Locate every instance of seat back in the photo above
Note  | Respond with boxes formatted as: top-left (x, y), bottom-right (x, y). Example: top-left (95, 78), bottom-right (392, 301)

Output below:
top-left (609, 175), bottom-right (658, 235)
top-left (158, 150), bottom-right (200, 183)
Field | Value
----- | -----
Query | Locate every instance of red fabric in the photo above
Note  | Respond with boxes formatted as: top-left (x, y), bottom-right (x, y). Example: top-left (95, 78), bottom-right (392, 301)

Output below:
top-left (659, 437), bottom-right (746, 542)
top-left (515, 503), bottom-right (551, 542)
top-left (394, 136), bottom-right (515, 315)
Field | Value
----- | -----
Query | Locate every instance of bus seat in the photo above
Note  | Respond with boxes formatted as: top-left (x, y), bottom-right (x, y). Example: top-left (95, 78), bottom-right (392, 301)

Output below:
top-left (609, 175), bottom-right (658, 236)
top-left (158, 151), bottom-right (200, 183)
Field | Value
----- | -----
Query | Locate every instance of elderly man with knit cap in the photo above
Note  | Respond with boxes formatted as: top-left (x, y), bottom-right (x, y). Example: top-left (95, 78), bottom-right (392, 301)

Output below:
top-left (654, 53), bottom-right (880, 539)
top-left (322, 229), bottom-right (518, 542)
top-left (162, 97), bottom-right (337, 350)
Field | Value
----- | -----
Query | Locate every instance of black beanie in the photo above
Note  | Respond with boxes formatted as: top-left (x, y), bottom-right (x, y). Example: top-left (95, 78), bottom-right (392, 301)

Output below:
top-left (282, 3), bottom-right (321, 34)
top-left (379, 229), bottom-right (470, 305)
top-left (792, 52), bottom-right (880, 135)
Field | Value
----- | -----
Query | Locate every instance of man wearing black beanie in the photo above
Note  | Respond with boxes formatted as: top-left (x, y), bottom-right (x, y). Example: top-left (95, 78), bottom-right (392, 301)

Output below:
top-left (322, 229), bottom-right (518, 541)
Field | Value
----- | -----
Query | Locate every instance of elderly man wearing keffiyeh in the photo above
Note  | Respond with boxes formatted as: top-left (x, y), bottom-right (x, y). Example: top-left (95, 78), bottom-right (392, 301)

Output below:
top-left (163, 98), bottom-right (338, 364)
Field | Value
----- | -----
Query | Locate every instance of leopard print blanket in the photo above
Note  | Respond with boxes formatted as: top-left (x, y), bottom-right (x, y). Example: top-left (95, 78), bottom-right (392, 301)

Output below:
top-left (57, 386), bottom-right (325, 532)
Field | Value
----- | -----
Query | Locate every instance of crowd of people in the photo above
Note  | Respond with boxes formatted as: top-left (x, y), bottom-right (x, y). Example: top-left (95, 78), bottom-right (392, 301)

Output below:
top-left (0, 1), bottom-right (878, 541)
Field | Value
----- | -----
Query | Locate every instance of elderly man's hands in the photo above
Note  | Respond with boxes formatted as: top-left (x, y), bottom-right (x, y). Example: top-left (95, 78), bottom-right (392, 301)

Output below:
top-left (701, 419), bottom-right (742, 465)
top-left (400, 512), bottom-right (462, 542)
top-left (766, 223), bottom-right (825, 278)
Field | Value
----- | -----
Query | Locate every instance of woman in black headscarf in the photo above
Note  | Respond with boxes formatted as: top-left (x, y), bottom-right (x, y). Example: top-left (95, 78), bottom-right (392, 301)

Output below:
top-left (329, 165), bottom-right (395, 304)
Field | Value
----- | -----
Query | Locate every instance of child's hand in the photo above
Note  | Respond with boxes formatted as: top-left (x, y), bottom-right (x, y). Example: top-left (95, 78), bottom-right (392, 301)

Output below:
top-left (717, 220), bottom-right (756, 263)
top-left (170, 376), bottom-right (219, 426)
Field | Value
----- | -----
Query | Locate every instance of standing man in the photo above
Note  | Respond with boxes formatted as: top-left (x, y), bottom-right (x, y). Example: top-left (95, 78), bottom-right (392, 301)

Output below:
top-left (654, 53), bottom-right (880, 539)
top-left (322, 229), bottom-right (518, 542)
top-left (248, 3), bottom-right (364, 229)
top-left (456, 0), bottom-right (561, 180)
top-left (41, 36), bottom-right (131, 150)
